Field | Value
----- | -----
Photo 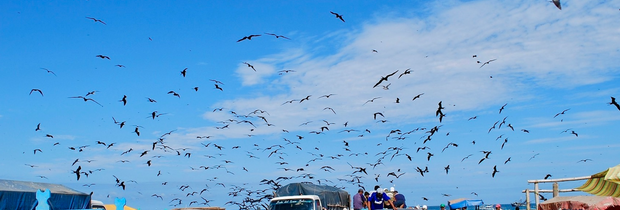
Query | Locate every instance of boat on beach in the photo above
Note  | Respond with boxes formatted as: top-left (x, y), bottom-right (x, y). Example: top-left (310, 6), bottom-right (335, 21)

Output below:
top-left (511, 200), bottom-right (527, 207)
top-left (479, 204), bottom-right (495, 210)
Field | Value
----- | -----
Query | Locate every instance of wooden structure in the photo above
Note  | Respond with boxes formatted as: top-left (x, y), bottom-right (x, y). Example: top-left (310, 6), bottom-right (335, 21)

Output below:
top-left (523, 176), bottom-right (590, 210)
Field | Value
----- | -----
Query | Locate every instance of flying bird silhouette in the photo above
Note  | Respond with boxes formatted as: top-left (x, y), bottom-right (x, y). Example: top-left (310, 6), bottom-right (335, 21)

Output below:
top-left (180, 68), bottom-right (187, 77)
top-left (69, 96), bottom-right (103, 107)
top-left (461, 154), bottom-right (473, 162)
top-left (278, 70), bottom-right (296, 75)
top-left (364, 97), bottom-right (381, 105)
top-left (436, 101), bottom-right (446, 122)
top-left (398, 69), bottom-right (412, 79)
top-left (167, 91), bottom-right (180, 98)
top-left (610, 97), bottom-right (620, 111)
top-left (96, 54), bottom-right (110, 59)
top-left (416, 167), bottom-right (427, 177)
top-left (330, 11), bottom-right (345, 22)
top-left (578, 159), bottom-right (593, 163)
top-left (480, 59), bottom-right (497, 68)
top-left (243, 62), bottom-right (256, 71)
top-left (119, 95), bottom-right (127, 106)
top-left (72, 166), bottom-right (82, 180)
top-left (373, 70), bottom-right (398, 88)
top-left (30, 89), bottom-right (43, 96)
top-left (387, 172), bottom-right (405, 178)
top-left (237, 34), bottom-right (261, 42)
top-left (373, 112), bottom-right (384, 120)
top-left (265, 33), bottom-right (290, 39)
top-left (570, 130), bottom-right (578, 137)
top-left (412, 93), bottom-right (424, 101)
top-left (41, 68), bottom-right (56, 76)
top-left (554, 109), bottom-right (570, 118)
top-left (499, 103), bottom-right (507, 114)
top-left (214, 84), bottom-right (223, 91)
top-left (134, 126), bottom-right (141, 136)
top-left (86, 17), bottom-right (106, 25)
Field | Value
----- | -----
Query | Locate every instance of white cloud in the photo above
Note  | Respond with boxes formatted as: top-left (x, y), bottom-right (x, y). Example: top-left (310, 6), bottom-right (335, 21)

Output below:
top-left (211, 0), bottom-right (620, 136)
top-left (527, 110), bottom-right (620, 129)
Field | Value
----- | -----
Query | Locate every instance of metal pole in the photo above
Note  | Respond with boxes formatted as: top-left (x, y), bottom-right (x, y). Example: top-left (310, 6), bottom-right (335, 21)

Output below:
top-left (553, 182), bottom-right (559, 198)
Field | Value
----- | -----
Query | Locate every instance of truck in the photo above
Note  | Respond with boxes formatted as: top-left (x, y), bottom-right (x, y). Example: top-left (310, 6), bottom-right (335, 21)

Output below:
top-left (91, 200), bottom-right (105, 209)
top-left (269, 195), bottom-right (324, 210)
top-left (269, 182), bottom-right (351, 210)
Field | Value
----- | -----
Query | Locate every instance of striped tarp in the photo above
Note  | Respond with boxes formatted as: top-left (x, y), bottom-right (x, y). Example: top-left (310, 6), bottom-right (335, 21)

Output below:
top-left (577, 164), bottom-right (620, 197)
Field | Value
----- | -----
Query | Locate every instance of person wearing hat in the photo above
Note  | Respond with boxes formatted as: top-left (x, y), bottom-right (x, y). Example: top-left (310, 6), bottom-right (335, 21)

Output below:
top-left (440, 204), bottom-right (446, 210)
top-left (495, 204), bottom-right (502, 210)
top-left (422, 205), bottom-right (428, 210)
top-left (367, 188), bottom-right (397, 210)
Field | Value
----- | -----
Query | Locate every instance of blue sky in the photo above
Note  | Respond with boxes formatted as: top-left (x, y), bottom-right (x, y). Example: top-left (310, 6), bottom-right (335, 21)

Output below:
top-left (2, 0), bottom-right (620, 209)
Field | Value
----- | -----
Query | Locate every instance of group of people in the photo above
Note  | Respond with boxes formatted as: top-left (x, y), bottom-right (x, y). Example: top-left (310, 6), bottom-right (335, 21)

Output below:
top-left (353, 186), bottom-right (504, 210)
top-left (352, 186), bottom-right (408, 210)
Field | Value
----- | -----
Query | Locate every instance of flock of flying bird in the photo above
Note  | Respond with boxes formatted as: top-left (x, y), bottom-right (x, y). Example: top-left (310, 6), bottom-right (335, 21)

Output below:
top-left (13, 1), bottom-right (620, 209)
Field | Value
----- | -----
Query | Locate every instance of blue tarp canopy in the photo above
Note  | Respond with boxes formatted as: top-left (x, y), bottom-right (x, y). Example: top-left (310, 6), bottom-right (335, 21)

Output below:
top-left (275, 182), bottom-right (351, 209)
top-left (448, 198), bottom-right (484, 209)
top-left (0, 179), bottom-right (91, 210)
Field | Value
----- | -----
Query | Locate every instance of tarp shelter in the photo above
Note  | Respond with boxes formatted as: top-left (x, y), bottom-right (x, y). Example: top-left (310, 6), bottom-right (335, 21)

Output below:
top-left (0, 179), bottom-right (91, 210)
top-left (448, 198), bottom-right (484, 210)
top-left (577, 164), bottom-right (620, 197)
top-left (538, 196), bottom-right (620, 210)
top-left (275, 182), bottom-right (351, 210)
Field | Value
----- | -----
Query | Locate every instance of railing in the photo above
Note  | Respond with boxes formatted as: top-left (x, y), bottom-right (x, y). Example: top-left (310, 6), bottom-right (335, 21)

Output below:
top-left (522, 176), bottom-right (591, 210)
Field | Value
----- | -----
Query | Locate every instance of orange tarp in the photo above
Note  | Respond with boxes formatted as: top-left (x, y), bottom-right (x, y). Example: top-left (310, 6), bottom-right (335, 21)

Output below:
top-left (103, 204), bottom-right (138, 210)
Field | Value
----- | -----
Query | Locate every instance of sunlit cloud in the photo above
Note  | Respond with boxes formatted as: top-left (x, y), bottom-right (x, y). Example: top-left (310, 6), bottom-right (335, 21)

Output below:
top-left (209, 0), bottom-right (620, 138)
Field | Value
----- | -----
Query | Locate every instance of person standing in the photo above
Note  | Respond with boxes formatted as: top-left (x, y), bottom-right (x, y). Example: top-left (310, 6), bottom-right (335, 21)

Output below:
top-left (354, 189), bottom-right (367, 210)
top-left (393, 191), bottom-right (406, 208)
top-left (367, 188), bottom-right (397, 210)
top-left (440, 204), bottom-right (446, 210)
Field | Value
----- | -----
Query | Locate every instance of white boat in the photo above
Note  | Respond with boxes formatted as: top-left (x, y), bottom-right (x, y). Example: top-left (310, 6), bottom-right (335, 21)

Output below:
top-left (480, 205), bottom-right (494, 210)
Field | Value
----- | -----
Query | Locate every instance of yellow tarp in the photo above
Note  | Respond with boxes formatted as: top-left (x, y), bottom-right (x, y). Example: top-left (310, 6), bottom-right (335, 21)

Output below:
top-left (577, 164), bottom-right (620, 197)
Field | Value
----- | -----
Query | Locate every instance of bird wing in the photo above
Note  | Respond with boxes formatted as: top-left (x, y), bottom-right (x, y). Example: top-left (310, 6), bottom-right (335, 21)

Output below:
top-left (373, 78), bottom-right (385, 88)
top-left (386, 70), bottom-right (399, 79)
top-left (553, 0), bottom-right (561, 10)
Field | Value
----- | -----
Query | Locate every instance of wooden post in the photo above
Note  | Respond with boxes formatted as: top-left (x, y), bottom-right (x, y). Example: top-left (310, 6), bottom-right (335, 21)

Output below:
top-left (553, 182), bottom-right (559, 198)
top-left (535, 182), bottom-right (540, 209)
top-left (525, 189), bottom-right (531, 210)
